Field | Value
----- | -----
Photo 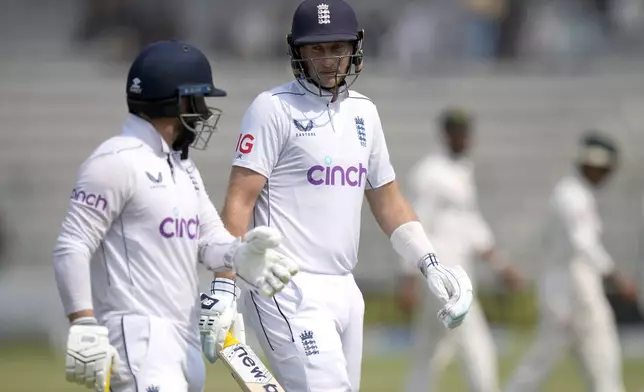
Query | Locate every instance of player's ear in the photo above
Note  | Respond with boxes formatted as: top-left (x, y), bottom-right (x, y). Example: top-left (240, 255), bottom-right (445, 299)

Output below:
top-left (353, 29), bottom-right (364, 73)
top-left (355, 57), bottom-right (363, 73)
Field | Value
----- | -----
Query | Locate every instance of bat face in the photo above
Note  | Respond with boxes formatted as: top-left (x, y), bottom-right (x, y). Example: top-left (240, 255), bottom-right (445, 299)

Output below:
top-left (218, 341), bottom-right (285, 392)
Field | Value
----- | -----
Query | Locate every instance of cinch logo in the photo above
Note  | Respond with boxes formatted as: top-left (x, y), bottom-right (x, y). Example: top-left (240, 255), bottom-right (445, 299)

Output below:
top-left (306, 157), bottom-right (367, 187)
top-left (159, 215), bottom-right (199, 239)
top-left (70, 188), bottom-right (108, 211)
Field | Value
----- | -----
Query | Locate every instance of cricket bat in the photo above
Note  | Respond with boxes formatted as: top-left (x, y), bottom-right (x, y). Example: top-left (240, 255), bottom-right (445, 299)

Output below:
top-left (103, 359), bottom-right (114, 392)
top-left (218, 332), bottom-right (285, 392)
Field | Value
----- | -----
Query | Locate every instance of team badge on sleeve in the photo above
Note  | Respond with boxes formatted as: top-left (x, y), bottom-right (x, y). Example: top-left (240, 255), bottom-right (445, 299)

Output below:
top-left (355, 117), bottom-right (366, 147)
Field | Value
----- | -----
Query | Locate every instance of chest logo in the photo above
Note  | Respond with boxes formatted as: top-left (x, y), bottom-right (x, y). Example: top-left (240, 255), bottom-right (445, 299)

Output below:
top-left (146, 171), bottom-right (162, 183)
top-left (294, 119), bottom-right (315, 137)
top-left (145, 171), bottom-right (165, 189)
top-left (355, 117), bottom-right (366, 147)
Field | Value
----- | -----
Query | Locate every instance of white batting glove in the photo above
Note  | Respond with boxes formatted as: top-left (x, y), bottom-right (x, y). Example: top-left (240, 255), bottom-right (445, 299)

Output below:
top-left (199, 278), bottom-right (239, 363)
top-left (421, 254), bottom-right (473, 329)
top-left (233, 226), bottom-right (299, 297)
top-left (66, 317), bottom-right (120, 391)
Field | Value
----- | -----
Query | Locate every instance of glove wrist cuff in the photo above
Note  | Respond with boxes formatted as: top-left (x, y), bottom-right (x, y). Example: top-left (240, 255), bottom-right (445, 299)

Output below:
top-left (223, 239), bottom-right (242, 269)
top-left (71, 316), bottom-right (98, 326)
top-left (390, 221), bottom-right (440, 273)
top-left (419, 253), bottom-right (441, 278)
top-left (211, 278), bottom-right (240, 299)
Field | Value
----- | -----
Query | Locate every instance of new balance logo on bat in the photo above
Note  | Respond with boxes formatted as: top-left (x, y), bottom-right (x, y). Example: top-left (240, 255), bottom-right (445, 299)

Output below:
top-left (231, 345), bottom-right (272, 382)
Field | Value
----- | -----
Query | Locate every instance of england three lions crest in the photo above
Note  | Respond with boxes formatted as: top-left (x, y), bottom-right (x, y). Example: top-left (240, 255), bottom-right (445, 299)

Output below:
top-left (355, 117), bottom-right (366, 147)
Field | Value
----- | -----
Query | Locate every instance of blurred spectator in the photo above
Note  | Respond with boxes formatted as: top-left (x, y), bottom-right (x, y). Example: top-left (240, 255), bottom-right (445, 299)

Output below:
top-left (589, 0), bottom-right (614, 33)
top-left (496, 0), bottom-right (525, 60)
top-left (74, 0), bottom-right (184, 61)
top-left (518, 1), bottom-right (606, 65)
top-left (361, 9), bottom-right (389, 58)
top-left (385, 1), bottom-right (456, 71)
top-left (0, 211), bottom-right (7, 272)
top-left (462, 0), bottom-right (506, 60)
top-left (73, 0), bottom-right (127, 44)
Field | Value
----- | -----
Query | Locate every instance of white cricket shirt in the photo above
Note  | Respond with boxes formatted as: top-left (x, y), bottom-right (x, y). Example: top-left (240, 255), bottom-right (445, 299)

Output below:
top-left (407, 153), bottom-right (494, 271)
top-left (53, 114), bottom-right (237, 330)
top-left (232, 80), bottom-right (396, 275)
top-left (541, 174), bottom-right (615, 276)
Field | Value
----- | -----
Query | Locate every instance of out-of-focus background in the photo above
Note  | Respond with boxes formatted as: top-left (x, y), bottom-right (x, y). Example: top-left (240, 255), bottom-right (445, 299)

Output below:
top-left (2, 0), bottom-right (644, 390)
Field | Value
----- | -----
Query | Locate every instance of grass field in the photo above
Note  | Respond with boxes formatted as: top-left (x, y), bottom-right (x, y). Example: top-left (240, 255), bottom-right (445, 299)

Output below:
top-left (2, 333), bottom-right (644, 392)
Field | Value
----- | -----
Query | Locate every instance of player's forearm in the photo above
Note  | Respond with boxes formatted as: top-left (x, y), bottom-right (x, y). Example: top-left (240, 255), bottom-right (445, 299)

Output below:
top-left (480, 248), bottom-right (509, 271)
top-left (572, 231), bottom-right (615, 275)
top-left (215, 271), bottom-right (236, 280)
top-left (221, 200), bottom-right (254, 237)
top-left (209, 202), bottom-right (250, 277)
top-left (214, 169), bottom-right (263, 278)
top-left (366, 182), bottom-right (438, 271)
top-left (221, 167), bottom-right (265, 237)
top-left (68, 309), bottom-right (96, 323)
top-left (53, 251), bottom-right (94, 317)
top-left (366, 181), bottom-right (418, 237)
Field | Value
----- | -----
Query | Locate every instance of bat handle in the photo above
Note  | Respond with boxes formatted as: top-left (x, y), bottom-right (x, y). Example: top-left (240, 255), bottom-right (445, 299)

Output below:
top-left (224, 331), bottom-right (241, 348)
top-left (104, 360), bottom-right (114, 391)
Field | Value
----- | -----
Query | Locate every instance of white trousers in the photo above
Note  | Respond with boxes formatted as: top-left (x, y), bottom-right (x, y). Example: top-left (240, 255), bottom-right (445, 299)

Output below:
top-left (405, 293), bottom-right (500, 392)
top-left (242, 271), bottom-right (365, 392)
top-left (505, 262), bottom-right (625, 392)
top-left (105, 315), bottom-right (205, 392)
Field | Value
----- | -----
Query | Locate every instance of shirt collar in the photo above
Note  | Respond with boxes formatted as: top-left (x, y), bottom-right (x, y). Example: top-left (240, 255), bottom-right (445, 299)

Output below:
top-left (293, 79), bottom-right (350, 105)
top-left (570, 169), bottom-right (595, 193)
top-left (122, 114), bottom-right (172, 155)
top-left (437, 149), bottom-right (473, 169)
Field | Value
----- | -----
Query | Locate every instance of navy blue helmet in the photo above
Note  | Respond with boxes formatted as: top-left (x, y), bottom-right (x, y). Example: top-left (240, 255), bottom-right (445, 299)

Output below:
top-left (287, 0), bottom-right (364, 96)
top-left (126, 40), bottom-right (226, 153)
top-left (439, 107), bottom-right (473, 133)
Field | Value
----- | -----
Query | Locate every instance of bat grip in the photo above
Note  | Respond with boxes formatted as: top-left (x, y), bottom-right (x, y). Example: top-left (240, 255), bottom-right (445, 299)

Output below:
top-left (224, 331), bottom-right (240, 348)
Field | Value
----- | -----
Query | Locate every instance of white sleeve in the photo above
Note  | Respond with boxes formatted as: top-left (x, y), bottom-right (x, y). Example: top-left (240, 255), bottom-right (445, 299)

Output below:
top-left (53, 152), bottom-right (135, 316)
top-left (190, 166), bottom-right (239, 271)
top-left (469, 209), bottom-right (495, 253)
top-left (396, 162), bottom-right (437, 274)
top-left (366, 109), bottom-right (396, 189)
top-left (231, 93), bottom-right (286, 178)
top-left (407, 161), bottom-right (439, 224)
top-left (555, 187), bottom-right (615, 275)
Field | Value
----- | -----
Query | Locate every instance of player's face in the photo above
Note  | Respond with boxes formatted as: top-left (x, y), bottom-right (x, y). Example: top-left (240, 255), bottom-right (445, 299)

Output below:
top-left (176, 96), bottom-right (222, 150)
top-left (581, 164), bottom-right (613, 186)
top-left (444, 127), bottom-right (471, 156)
top-left (299, 41), bottom-right (354, 89)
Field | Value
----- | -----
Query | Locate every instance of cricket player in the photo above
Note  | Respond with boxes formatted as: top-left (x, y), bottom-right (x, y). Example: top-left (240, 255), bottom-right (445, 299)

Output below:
top-left (199, 1), bottom-right (475, 391)
top-left (505, 131), bottom-right (637, 392)
top-left (52, 40), bottom-right (298, 392)
top-left (399, 108), bottom-right (522, 392)
top-left (639, 196), bottom-right (644, 316)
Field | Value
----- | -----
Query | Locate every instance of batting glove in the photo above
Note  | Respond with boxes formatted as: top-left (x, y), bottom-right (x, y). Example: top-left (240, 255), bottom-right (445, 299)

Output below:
top-left (233, 226), bottom-right (299, 297)
top-left (66, 317), bottom-right (119, 391)
top-left (421, 254), bottom-right (473, 329)
top-left (199, 278), bottom-right (240, 363)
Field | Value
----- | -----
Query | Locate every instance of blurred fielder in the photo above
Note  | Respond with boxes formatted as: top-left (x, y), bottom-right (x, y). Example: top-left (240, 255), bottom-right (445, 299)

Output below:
top-left (198, 1), bottom-right (475, 391)
top-left (53, 40), bottom-right (297, 392)
top-left (505, 131), bottom-right (637, 392)
top-left (639, 196), bottom-right (644, 317)
top-left (398, 108), bottom-right (522, 392)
